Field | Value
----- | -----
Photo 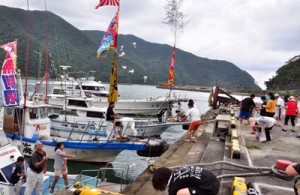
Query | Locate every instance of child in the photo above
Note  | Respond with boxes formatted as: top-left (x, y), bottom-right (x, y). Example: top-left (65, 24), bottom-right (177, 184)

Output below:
top-left (10, 156), bottom-right (26, 185)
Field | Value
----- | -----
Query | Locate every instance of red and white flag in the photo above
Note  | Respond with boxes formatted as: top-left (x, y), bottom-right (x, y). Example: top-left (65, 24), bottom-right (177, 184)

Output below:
top-left (95, 0), bottom-right (120, 9)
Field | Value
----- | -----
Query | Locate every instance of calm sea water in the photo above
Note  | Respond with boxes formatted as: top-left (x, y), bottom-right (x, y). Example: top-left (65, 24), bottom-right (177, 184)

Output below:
top-left (8, 80), bottom-right (211, 182)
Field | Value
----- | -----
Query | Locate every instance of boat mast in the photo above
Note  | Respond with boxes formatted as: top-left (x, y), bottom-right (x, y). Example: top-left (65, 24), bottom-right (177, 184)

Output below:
top-left (44, 0), bottom-right (49, 103)
top-left (21, 0), bottom-right (31, 154)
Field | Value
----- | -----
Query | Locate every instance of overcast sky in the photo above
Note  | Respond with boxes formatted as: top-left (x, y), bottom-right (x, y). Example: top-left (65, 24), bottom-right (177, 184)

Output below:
top-left (1, 0), bottom-right (300, 89)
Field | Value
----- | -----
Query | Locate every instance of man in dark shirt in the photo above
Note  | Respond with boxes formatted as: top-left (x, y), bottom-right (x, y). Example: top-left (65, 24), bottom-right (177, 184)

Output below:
top-left (106, 102), bottom-right (121, 124)
top-left (24, 140), bottom-right (47, 195)
top-left (10, 156), bottom-right (26, 185)
top-left (239, 94), bottom-right (256, 126)
top-left (106, 102), bottom-right (122, 136)
top-left (286, 163), bottom-right (300, 195)
top-left (152, 166), bottom-right (219, 195)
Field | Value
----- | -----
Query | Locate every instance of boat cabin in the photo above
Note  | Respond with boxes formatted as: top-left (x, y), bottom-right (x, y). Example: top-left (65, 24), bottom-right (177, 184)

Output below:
top-left (1, 102), bottom-right (51, 139)
top-left (0, 129), bottom-right (23, 194)
top-left (51, 80), bottom-right (108, 97)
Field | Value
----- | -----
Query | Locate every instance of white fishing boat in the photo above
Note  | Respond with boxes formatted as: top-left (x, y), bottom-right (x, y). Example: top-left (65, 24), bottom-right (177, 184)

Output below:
top-left (49, 70), bottom-right (186, 116)
top-left (1, 100), bottom-right (171, 163)
top-left (47, 94), bottom-right (189, 138)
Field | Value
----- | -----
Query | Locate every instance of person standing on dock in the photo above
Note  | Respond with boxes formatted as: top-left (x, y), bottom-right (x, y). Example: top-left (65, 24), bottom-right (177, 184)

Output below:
top-left (152, 166), bottom-right (219, 195)
top-left (282, 96), bottom-right (297, 132)
top-left (275, 93), bottom-right (284, 121)
top-left (264, 93), bottom-right (276, 117)
top-left (180, 101), bottom-right (201, 142)
top-left (24, 140), bottom-right (47, 195)
top-left (50, 142), bottom-right (76, 193)
top-left (239, 94), bottom-right (256, 126)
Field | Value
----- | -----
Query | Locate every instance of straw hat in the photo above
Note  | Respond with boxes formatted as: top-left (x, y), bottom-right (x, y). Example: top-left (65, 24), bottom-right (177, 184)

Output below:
top-left (274, 93), bottom-right (279, 97)
top-left (289, 96), bottom-right (296, 101)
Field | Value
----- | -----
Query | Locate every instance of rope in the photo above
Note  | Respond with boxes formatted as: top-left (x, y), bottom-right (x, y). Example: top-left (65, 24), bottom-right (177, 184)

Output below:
top-left (148, 161), bottom-right (294, 181)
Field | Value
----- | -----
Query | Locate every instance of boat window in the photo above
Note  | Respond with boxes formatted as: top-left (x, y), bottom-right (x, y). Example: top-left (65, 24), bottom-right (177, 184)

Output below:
top-left (1, 163), bottom-right (16, 183)
top-left (0, 130), bottom-right (10, 147)
top-left (75, 85), bottom-right (80, 89)
top-left (87, 101), bottom-right (93, 107)
top-left (40, 107), bottom-right (48, 119)
top-left (53, 88), bottom-right (65, 95)
top-left (48, 108), bottom-right (61, 115)
top-left (29, 108), bottom-right (39, 119)
top-left (87, 111), bottom-right (104, 118)
top-left (68, 100), bottom-right (87, 107)
top-left (59, 110), bottom-right (78, 116)
top-left (100, 86), bottom-right (106, 91)
top-left (82, 86), bottom-right (100, 91)
top-left (0, 172), bottom-right (6, 183)
top-left (5, 107), bottom-right (14, 115)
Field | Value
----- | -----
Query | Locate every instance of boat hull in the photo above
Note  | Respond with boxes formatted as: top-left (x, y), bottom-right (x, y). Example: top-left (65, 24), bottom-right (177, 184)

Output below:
top-left (93, 99), bottom-right (173, 115)
top-left (6, 134), bottom-right (144, 163)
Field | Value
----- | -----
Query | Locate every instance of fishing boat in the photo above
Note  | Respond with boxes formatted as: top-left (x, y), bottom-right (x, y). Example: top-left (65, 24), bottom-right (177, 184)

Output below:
top-left (50, 69), bottom-right (186, 116)
top-left (47, 94), bottom-right (189, 138)
top-left (2, 100), bottom-right (153, 163)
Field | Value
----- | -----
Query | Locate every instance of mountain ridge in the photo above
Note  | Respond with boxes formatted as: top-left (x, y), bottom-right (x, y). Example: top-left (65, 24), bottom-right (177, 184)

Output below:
top-left (0, 5), bottom-right (260, 89)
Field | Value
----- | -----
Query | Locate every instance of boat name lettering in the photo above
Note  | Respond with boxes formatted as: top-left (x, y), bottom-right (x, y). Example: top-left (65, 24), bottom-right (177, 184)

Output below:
top-left (23, 142), bottom-right (33, 155)
top-left (0, 149), bottom-right (16, 157)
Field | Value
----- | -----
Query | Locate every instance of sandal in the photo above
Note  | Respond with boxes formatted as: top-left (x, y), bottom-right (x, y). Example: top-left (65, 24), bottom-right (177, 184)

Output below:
top-left (49, 187), bottom-right (54, 193)
top-left (291, 130), bottom-right (296, 132)
top-left (191, 139), bottom-right (197, 143)
top-left (282, 129), bottom-right (287, 132)
top-left (185, 139), bottom-right (191, 142)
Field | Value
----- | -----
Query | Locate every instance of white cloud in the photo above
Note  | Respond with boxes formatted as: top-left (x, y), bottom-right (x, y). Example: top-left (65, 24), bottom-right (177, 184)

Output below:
top-left (1, 0), bottom-right (300, 89)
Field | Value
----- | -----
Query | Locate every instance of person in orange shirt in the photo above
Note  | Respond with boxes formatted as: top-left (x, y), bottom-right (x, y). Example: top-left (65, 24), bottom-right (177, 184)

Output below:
top-left (264, 93), bottom-right (276, 117)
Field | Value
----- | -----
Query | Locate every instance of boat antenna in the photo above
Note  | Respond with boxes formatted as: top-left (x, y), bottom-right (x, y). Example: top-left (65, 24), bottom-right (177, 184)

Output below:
top-left (44, 0), bottom-right (49, 103)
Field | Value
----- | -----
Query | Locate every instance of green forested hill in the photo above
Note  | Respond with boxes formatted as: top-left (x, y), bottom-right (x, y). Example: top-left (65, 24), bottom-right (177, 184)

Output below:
top-left (265, 55), bottom-right (300, 90)
top-left (0, 5), bottom-right (260, 89)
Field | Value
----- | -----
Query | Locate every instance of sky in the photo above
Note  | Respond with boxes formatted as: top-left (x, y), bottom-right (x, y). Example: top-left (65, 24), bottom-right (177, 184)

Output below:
top-left (1, 0), bottom-right (300, 89)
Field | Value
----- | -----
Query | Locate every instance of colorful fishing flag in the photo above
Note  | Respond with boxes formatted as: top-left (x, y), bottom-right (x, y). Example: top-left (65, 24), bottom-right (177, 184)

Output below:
top-left (95, 0), bottom-right (120, 9)
top-left (1, 41), bottom-right (19, 106)
top-left (167, 46), bottom-right (176, 90)
top-left (107, 52), bottom-right (118, 103)
top-left (97, 9), bottom-right (119, 58)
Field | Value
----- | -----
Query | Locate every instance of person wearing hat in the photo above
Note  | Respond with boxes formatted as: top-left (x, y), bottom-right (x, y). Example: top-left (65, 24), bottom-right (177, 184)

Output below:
top-left (152, 166), bottom-right (220, 195)
top-left (282, 96), bottom-right (297, 132)
top-left (249, 116), bottom-right (277, 143)
top-left (275, 93), bottom-right (284, 121)
top-left (24, 140), bottom-right (47, 195)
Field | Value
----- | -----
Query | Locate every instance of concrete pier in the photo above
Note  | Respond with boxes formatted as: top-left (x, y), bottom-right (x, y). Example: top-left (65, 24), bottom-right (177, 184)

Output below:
top-left (122, 109), bottom-right (300, 195)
